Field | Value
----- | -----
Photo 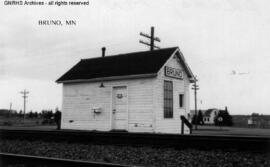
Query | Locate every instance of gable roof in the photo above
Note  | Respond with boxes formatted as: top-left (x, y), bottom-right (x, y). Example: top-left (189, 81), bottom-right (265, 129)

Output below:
top-left (204, 109), bottom-right (218, 116)
top-left (56, 47), bottom-right (194, 83)
top-left (190, 109), bottom-right (218, 117)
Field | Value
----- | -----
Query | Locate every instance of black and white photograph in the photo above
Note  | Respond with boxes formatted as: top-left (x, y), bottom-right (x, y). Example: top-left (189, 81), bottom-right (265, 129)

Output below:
top-left (0, 0), bottom-right (269, 166)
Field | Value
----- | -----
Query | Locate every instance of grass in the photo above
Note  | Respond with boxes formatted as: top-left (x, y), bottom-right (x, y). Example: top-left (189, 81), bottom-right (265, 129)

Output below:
top-left (193, 125), bottom-right (270, 137)
top-left (0, 116), bottom-right (57, 130)
top-left (0, 116), bottom-right (43, 126)
top-left (1, 116), bottom-right (270, 137)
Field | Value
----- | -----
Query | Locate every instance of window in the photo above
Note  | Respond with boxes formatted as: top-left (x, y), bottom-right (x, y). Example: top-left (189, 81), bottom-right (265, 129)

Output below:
top-left (164, 80), bottom-right (173, 118)
top-left (179, 94), bottom-right (184, 108)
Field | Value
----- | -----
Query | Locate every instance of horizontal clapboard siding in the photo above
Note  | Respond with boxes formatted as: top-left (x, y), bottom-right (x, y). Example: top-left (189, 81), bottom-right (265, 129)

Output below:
top-left (128, 79), bottom-right (153, 132)
top-left (61, 78), bottom-right (154, 132)
top-left (154, 53), bottom-right (191, 134)
top-left (61, 51), bottom-right (191, 134)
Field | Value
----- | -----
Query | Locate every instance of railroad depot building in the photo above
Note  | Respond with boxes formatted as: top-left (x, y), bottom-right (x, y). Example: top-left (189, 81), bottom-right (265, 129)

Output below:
top-left (56, 47), bottom-right (195, 134)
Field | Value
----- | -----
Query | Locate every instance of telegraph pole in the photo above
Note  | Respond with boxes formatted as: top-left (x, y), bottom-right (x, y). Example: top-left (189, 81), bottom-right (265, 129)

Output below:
top-left (150, 26), bottom-right (154, 51)
top-left (192, 77), bottom-right (199, 130)
top-left (139, 26), bottom-right (161, 51)
top-left (9, 102), bottom-right (12, 118)
top-left (20, 89), bottom-right (29, 124)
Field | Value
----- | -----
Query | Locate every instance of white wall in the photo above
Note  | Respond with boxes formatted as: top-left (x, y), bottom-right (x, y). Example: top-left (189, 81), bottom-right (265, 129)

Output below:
top-left (154, 52), bottom-right (191, 134)
top-left (204, 109), bottom-right (218, 124)
top-left (61, 78), bottom-right (155, 132)
top-left (60, 51), bottom-right (192, 134)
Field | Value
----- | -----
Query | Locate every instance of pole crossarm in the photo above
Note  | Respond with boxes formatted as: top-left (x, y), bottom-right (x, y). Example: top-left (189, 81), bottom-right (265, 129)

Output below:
top-left (192, 87), bottom-right (199, 90)
top-left (139, 40), bottom-right (150, 46)
top-left (139, 32), bottom-right (161, 42)
top-left (139, 26), bottom-right (161, 51)
top-left (139, 40), bottom-right (160, 49)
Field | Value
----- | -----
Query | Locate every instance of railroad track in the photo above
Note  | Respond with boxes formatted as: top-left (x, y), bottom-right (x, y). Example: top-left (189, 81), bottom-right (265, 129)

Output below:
top-left (0, 152), bottom-right (137, 167)
top-left (0, 129), bottom-right (269, 152)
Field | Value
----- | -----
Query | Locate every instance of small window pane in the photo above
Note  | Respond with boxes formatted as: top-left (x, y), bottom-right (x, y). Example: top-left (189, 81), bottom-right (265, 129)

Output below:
top-left (179, 94), bottom-right (184, 108)
top-left (164, 81), bottom-right (173, 118)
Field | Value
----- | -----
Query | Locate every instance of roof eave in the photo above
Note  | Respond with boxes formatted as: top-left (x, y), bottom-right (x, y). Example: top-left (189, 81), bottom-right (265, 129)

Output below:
top-left (175, 48), bottom-right (196, 82)
top-left (56, 73), bottom-right (157, 84)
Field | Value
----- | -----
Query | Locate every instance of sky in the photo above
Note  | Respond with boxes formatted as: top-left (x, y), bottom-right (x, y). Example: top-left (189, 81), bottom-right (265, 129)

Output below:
top-left (1, 0), bottom-right (270, 115)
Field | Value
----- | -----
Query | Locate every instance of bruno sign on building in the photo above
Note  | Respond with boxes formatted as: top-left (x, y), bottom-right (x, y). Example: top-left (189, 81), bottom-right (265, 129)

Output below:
top-left (164, 66), bottom-right (183, 79)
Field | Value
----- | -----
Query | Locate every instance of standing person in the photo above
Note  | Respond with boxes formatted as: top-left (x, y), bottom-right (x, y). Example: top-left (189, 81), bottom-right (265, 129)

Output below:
top-left (54, 109), bottom-right (61, 130)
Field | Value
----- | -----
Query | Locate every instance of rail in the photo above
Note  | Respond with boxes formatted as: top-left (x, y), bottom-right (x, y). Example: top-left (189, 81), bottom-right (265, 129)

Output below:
top-left (0, 152), bottom-right (136, 167)
top-left (0, 129), bottom-right (269, 152)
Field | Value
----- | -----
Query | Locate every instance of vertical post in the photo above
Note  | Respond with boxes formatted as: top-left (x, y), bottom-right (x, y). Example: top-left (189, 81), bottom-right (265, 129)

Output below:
top-left (9, 102), bottom-right (12, 118)
top-left (23, 93), bottom-right (26, 123)
top-left (192, 78), bottom-right (199, 130)
top-left (102, 47), bottom-right (106, 57)
top-left (194, 81), bottom-right (198, 130)
top-left (139, 26), bottom-right (160, 50)
top-left (100, 47), bottom-right (106, 88)
top-left (181, 118), bottom-right (184, 134)
top-left (20, 89), bottom-right (29, 124)
top-left (150, 26), bottom-right (154, 51)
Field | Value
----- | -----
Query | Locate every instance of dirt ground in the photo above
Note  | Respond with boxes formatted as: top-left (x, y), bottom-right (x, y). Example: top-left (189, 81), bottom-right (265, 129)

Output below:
top-left (1, 125), bottom-right (270, 137)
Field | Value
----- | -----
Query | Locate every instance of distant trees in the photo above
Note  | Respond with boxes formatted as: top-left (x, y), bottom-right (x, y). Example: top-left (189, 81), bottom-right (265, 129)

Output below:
top-left (24, 110), bottom-right (56, 120)
top-left (28, 111), bottom-right (34, 118)
top-left (0, 109), bottom-right (11, 116)
top-left (251, 113), bottom-right (259, 117)
top-left (192, 110), bottom-right (204, 125)
top-left (191, 115), bottom-right (196, 125)
top-left (0, 109), bottom-right (19, 118)
top-left (40, 110), bottom-right (54, 124)
top-left (214, 107), bottom-right (233, 126)
top-left (41, 109), bottom-right (62, 126)
top-left (41, 110), bottom-right (54, 120)
top-left (198, 110), bottom-right (204, 125)
top-left (0, 108), bottom-right (61, 126)
top-left (54, 108), bottom-right (62, 130)
top-left (0, 108), bottom-right (60, 120)
top-left (19, 110), bottom-right (23, 118)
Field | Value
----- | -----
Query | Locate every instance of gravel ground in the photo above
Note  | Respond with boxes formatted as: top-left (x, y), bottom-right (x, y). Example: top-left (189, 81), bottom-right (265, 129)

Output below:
top-left (0, 139), bottom-right (269, 167)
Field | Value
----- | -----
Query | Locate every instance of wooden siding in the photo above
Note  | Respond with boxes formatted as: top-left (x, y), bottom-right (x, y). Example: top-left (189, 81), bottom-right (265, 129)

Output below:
top-left (60, 50), bottom-right (192, 134)
top-left (154, 52), bottom-right (191, 134)
top-left (61, 78), bottom-right (154, 132)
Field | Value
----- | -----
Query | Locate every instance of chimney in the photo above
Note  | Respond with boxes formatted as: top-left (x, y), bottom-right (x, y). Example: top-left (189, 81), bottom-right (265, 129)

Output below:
top-left (102, 47), bottom-right (106, 57)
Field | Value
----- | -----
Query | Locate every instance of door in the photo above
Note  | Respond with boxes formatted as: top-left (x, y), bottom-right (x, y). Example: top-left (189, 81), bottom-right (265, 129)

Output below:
top-left (112, 86), bottom-right (128, 130)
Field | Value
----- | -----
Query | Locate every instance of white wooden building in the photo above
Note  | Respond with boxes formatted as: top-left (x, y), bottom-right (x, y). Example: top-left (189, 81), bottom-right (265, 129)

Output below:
top-left (56, 47), bottom-right (195, 134)
top-left (203, 109), bottom-right (218, 125)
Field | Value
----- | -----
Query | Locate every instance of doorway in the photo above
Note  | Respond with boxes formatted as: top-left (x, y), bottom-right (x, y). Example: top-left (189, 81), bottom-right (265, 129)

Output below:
top-left (112, 86), bottom-right (128, 130)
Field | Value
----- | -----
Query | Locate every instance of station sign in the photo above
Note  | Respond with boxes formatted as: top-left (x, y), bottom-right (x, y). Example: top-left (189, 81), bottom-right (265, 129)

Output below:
top-left (165, 66), bottom-right (183, 79)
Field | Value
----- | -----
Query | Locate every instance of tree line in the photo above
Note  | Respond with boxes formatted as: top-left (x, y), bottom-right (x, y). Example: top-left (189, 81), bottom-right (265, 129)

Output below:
top-left (0, 109), bottom-right (58, 119)
top-left (192, 108), bottom-right (233, 126)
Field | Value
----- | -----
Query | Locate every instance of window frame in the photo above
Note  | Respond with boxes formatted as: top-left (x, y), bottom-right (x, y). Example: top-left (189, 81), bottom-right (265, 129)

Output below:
top-left (179, 93), bottom-right (184, 108)
top-left (164, 80), bottom-right (173, 119)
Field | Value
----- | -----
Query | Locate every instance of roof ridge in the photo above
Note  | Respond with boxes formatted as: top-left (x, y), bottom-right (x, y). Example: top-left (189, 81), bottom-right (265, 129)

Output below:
top-left (81, 46), bottom-right (178, 61)
top-left (56, 46), bottom-right (195, 83)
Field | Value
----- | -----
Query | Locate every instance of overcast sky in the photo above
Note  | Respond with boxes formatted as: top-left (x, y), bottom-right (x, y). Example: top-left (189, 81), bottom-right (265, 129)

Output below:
top-left (1, 0), bottom-right (270, 115)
